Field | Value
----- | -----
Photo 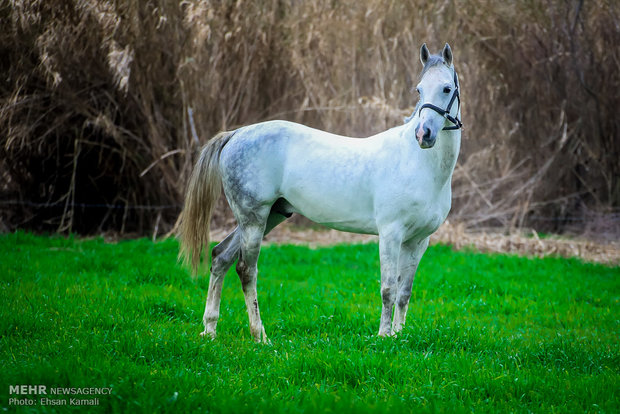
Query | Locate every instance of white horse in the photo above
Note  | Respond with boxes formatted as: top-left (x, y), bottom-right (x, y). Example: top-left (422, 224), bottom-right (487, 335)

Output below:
top-left (179, 43), bottom-right (462, 342)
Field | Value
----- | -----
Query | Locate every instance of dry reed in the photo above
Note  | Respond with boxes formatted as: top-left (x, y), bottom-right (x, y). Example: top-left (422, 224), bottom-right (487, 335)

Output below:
top-left (1, 0), bottom-right (618, 237)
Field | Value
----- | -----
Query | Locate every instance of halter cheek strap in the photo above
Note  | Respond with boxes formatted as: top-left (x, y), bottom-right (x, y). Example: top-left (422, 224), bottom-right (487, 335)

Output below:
top-left (418, 72), bottom-right (463, 131)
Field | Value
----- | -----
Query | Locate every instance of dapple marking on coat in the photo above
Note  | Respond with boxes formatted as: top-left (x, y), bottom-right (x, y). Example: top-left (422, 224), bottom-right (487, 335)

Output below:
top-left (179, 43), bottom-right (462, 342)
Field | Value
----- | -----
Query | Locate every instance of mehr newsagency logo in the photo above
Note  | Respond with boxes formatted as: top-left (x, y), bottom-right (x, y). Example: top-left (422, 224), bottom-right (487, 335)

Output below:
top-left (8, 384), bottom-right (112, 407)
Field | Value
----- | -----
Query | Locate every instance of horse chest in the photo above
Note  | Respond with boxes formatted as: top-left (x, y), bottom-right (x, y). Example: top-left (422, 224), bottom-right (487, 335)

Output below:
top-left (416, 208), bottom-right (446, 235)
top-left (392, 182), bottom-right (451, 238)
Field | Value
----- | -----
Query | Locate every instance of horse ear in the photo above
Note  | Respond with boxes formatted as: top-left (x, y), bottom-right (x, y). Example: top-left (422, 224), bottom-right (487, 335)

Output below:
top-left (420, 43), bottom-right (430, 65)
top-left (442, 43), bottom-right (453, 67)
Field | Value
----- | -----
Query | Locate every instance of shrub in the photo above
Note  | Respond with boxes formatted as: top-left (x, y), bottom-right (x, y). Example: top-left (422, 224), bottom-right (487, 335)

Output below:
top-left (1, 0), bottom-right (618, 235)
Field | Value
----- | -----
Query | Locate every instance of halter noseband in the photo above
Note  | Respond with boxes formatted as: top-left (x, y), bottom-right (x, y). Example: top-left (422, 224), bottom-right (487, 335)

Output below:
top-left (418, 71), bottom-right (463, 131)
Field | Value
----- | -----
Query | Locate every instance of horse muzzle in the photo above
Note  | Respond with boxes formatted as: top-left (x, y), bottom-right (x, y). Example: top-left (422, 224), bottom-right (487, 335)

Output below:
top-left (416, 124), bottom-right (436, 149)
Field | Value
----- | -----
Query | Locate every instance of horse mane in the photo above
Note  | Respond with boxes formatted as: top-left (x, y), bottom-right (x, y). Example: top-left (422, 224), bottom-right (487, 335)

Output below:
top-left (404, 101), bottom-right (421, 124)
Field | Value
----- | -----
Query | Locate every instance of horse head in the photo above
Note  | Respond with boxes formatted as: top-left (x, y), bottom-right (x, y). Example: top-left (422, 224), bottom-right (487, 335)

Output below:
top-left (410, 43), bottom-right (462, 149)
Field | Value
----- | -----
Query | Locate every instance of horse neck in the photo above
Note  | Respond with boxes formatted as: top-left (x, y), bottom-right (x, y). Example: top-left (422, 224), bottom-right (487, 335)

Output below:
top-left (433, 128), bottom-right (461, 185)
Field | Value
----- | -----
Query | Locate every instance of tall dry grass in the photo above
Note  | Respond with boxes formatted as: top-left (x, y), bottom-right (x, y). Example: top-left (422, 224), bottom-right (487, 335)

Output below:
top-left (1, 0), bottom-right (618, 236)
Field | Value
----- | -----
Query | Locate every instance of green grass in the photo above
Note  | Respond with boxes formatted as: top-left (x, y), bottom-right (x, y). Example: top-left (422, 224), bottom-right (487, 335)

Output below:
top-left (1, 231), bottom-right (618, 413)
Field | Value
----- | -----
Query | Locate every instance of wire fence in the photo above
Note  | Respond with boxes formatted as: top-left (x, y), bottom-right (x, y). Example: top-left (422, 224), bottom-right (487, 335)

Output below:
top-left (0, 200), bottom-right (182, 211)
top-left (2, 200), bottom-right (620, 223)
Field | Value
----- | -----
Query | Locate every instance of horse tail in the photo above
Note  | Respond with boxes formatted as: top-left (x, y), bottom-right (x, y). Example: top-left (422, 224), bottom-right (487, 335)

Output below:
top-left (178, 130), bottom-right (235, 274)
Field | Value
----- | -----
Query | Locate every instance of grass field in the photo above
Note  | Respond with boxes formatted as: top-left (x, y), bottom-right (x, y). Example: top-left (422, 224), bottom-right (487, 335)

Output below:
top-left (1, 232), bottom-right (618, 413)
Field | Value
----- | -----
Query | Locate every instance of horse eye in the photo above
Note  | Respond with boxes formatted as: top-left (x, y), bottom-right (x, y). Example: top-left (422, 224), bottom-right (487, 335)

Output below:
top-left (415, 87), bottom-right (420, 94)
top-left (443, 86), bottom-right (452, 94)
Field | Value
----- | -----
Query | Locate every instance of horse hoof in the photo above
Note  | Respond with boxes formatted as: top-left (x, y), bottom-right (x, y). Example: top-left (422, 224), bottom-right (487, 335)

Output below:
top-left (252, 335), bottom-right (270, 345)
top-left (200, 330), bottom-right (216, 340)
top-left (261, 327), bottom-right (271, 345)
top-left (251, 328), bottom-right (271, 344)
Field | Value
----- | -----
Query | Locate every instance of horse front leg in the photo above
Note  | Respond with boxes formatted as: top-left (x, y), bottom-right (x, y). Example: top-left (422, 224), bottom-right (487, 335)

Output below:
top-left (377, 232), bottom-right (403, 337)
top-left (392, 237), bottom-right (429, 334)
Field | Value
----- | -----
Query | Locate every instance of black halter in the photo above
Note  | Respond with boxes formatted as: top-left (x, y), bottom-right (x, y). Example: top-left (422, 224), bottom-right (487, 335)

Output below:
top-left (418, 71), bottom-right (463, 131)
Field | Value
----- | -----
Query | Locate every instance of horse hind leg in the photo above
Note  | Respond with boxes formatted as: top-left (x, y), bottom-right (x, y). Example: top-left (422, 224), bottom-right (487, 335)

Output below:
top-left (236, 199), bottom-right (297, 343)
top-left (201, 228), bottom-right (240, 338)
top-left (235, 209), bottom-right (271, 342)
top-left (202, 206), bottom-right (290, 340)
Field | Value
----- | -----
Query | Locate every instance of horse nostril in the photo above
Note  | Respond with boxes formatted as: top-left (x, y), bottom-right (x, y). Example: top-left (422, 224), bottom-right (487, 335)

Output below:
top-left (423, 127), bottom-right (431, 139)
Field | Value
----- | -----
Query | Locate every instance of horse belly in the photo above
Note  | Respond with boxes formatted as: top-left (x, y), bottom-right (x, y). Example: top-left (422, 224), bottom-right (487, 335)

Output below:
top-left (281, 176), bottom-right (378, 234)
